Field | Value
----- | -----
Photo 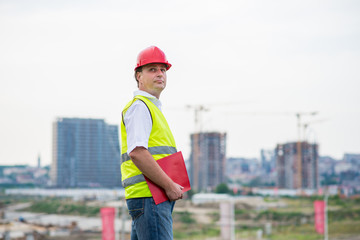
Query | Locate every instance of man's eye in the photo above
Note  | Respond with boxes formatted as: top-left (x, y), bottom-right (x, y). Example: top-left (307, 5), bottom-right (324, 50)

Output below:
top-left (161, 69), bottom-right (166, 72)
top-left (150, 68), bottom-right (156, 72)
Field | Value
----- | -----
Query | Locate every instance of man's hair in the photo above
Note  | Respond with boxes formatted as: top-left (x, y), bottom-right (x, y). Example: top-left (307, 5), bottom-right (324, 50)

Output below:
top-left (134, 66), bottom-right (142, 87)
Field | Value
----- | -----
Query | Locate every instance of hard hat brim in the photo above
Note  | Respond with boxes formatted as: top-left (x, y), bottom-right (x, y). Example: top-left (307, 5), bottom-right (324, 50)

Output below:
top-left (134, 62), bottom-right (172, 71)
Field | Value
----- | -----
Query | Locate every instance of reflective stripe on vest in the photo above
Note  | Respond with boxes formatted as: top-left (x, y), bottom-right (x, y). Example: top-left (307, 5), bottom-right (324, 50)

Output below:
top-left (122, 174), bottom-right (146, 188)
top-left (121, 146), bottom-right (177, 163)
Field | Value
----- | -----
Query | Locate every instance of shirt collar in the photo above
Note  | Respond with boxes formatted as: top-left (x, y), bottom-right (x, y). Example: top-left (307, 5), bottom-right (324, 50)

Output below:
top-left (133, 90), bottom-right (162, 110)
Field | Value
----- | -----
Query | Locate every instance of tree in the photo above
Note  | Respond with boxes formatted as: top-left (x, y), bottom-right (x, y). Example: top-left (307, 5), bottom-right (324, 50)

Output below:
top-left (215, 183), bottom-right (230, 194)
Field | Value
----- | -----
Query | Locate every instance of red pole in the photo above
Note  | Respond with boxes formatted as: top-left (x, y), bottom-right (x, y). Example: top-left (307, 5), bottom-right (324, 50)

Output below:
top-left (314, 200), bottom-right (325, 234)
top-left (101, 207), bottom-right (116, 240)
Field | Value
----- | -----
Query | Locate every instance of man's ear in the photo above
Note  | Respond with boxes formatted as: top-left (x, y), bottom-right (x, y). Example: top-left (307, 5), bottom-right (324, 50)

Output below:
top-left (136, 72), bottom-right (142, 82)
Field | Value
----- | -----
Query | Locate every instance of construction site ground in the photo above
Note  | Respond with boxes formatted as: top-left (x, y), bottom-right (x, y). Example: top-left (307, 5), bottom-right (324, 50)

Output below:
top-left (1, 195), bottom-right (360, 239)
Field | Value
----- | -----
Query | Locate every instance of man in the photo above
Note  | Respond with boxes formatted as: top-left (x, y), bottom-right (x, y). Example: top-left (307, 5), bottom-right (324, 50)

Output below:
top-left (120, 46), bottom-right (183, 240)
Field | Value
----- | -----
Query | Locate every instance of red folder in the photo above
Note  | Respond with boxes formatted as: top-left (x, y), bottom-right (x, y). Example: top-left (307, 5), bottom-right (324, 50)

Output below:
top-left (144, 151), bottom-right (191, 205)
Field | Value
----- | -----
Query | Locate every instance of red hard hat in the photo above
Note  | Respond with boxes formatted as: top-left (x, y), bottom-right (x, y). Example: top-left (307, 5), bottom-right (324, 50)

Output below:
top-left (135, 46), bottom-right (172, 71)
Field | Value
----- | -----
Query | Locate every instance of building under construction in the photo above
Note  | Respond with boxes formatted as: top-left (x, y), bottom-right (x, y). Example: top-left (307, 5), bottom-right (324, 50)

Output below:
top-left (189, 132), bottom-right (227, 192)
top-left (276, 141), bottom-right (319, 189)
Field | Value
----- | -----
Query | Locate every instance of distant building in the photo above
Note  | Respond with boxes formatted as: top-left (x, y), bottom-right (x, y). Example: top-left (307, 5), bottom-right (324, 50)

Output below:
top-left (334, 161), bottom-right (352, 174)
top-left (189, 132), bottom-right (226, 192)
top-left (37, 154), bottom-right (41, 168)
top-left (0, 165), bottom-right (49, 186)
top-left (260, 149), bottom-right (276, 173)
top-left (318, 156), bottom-right (337, 175)
top-left (343, 153), bottom-right (360, 167)
top-left (338, 153), bottom-right (360, 193)
top-left (51, 118), bottom-right (121, 188)
top-left (226, 157), bottom-right (260, 176)
top-left (226, 157), bottom-right (262, 185)
top-left (276, 141), bottom-right (319, 189)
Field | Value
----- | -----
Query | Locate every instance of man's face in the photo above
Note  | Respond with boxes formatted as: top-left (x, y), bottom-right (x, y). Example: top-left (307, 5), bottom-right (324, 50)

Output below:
top-left (137, 63), bottom-right (167, 98)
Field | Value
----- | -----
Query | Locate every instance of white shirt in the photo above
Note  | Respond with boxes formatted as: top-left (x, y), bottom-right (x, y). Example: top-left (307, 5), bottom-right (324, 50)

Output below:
top-left (124, 90), bottom-right (162, 155)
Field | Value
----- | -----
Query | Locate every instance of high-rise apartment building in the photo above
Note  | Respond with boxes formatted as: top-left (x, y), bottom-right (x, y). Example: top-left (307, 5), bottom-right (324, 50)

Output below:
top-left (189, 132), bottom-right (226, 192)
top-left (276, 141), bottom-right (319, 189)
top-left (51, 118), bottom-right (121, 188)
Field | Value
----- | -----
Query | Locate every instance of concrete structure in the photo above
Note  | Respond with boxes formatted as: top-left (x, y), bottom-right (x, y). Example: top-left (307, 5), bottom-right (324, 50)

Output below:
top-left (189, 132), bottom-right (226, 192)
top-left (276, 141), bottom-right (319, 189)
top-left (51, 118), bottom-right (121, 188)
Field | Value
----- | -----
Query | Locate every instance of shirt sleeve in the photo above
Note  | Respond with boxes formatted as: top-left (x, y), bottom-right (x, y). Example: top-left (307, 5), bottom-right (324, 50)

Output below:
top-left (124, 100), bottom-right (152, 155)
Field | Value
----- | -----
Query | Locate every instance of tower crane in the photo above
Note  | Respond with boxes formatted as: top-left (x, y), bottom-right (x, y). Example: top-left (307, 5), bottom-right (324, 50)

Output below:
top-left (185, 106), bottom-right (319, 140)
top-left (220, 110), bottom-right (319, 141)
top-left (295, 112), bottom-right (318, 141)
top-left (302, 119), bottom-right (328, 142)
top-left (186, 104), bottom-right (209, 133)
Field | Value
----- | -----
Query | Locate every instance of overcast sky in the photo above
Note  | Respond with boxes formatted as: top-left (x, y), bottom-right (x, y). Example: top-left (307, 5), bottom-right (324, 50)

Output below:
top-left (1, 0), bottom-right (359, 166)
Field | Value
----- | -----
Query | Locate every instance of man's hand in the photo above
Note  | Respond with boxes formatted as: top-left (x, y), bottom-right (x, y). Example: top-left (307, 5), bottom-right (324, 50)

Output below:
top-left (165, 182), bottom-right (184, 201)
top-left (129, 147), bottom-right (184, 201)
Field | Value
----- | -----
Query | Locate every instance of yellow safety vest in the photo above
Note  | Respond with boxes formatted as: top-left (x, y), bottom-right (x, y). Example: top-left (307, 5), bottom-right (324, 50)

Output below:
top-left (120, 95), bottom-right (177, 199)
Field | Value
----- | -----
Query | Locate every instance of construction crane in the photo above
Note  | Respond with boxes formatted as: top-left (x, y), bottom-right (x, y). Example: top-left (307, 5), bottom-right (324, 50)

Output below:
top-left (186, 104), bottom-right (209, 133)
top-left (220, 110), bottom-right (319, 141)
top-left (185, 101), bottom-right (251, 133)
top-left (185, 106), bottom-right (319, 140)
top-left (302, 118), bottom-right (328, 142)
top-left (295, 111), bottom-right (318, 141)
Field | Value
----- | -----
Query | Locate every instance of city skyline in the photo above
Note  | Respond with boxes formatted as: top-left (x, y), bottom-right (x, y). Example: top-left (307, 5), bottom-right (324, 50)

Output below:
top-left (1, 1), bottom-right (359, 166)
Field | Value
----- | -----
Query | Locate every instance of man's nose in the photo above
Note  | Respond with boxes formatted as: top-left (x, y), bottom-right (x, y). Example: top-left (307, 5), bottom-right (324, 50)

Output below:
top-left (156, 69), bottom-right (164, 76)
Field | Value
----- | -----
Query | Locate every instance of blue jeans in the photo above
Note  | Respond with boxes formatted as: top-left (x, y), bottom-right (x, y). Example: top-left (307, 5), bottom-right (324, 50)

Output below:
top-left (126, 197), bottom-right (176, 240)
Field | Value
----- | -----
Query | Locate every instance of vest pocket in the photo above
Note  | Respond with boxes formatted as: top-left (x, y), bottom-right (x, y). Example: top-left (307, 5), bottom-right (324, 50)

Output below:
top-left (126, 198), bottom-right (145, 220)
